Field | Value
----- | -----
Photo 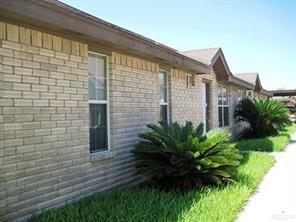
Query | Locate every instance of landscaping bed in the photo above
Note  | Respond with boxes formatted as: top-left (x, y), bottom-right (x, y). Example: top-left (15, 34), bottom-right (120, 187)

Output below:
top-left (30, 152), bottom-right (275, 222)
top-left (235, 124), bottom-right (296, 152)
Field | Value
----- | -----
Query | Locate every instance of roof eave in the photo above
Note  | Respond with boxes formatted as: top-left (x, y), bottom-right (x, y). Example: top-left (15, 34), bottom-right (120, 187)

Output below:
top-left (260, 89), bottom-right (273, 96)
top-left (227, 76), bottom-right (256, 90)
top-left (0, 0), bottom-right (210, 74)
top-left (271, 90), bottom-right (296, 97)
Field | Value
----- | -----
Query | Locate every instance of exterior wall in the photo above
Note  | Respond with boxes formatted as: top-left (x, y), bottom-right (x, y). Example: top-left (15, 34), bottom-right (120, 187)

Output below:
top-left (169, 66), bottom-right (252, 137)
top-left (170, 68), bottom-right (219, 130)
top-left (254, 92), bottom-right (268, 99)
top-left (0, 21), bottom-right (266, 221)
top-left (170, 69), bottom-right (202, 125)
top-left (258, 93), bottom-right (268, 99)
top-left (109, 51), bottom-right (160, 164)
top-left (254, 92), bottom-right (259, 98)
top-left (0, 21), bottom-right (160, 221)
top-left (248, 91), bottom-right (268, 100)
top-left (0, 22), bottom-right (89, 220)
top-left (197, 69), bottom-right (219, 129)
top-left (108, 51), bottom-right (160, 188)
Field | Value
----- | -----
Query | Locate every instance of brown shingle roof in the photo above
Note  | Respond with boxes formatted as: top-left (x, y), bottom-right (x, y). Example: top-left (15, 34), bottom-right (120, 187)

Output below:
top-left (180, 48), bottom-right (220, 65)
top-left (235, 73), bottom-right (272, 96)
top-left (234, 72), bottom-right (258, 85)
top-left (234, 73), bottom-right (258, 85)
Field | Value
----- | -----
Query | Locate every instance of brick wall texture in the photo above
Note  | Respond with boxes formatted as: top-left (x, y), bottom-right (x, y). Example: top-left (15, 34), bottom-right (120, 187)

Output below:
top-left (0, 22), bottom-right (158, 221)
top-left (0, 21), bottom-right (255, 221)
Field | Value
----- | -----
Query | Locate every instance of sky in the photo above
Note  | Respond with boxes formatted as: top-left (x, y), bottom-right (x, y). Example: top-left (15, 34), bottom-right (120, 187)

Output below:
top-left (60, 0), bottom-right (296, 90)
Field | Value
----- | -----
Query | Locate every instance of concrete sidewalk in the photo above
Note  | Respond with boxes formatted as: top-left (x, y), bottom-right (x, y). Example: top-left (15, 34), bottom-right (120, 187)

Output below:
top-left (237, 133), bottom-right (296, 222)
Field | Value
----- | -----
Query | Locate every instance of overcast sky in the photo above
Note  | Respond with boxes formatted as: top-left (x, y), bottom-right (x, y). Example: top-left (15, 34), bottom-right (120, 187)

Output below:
top-left (61, 0), bottom-right (296, 90)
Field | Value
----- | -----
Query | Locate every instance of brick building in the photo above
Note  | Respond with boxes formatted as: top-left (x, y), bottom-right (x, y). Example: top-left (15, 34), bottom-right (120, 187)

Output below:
top-left (0, 0), bottom-right (271, 220)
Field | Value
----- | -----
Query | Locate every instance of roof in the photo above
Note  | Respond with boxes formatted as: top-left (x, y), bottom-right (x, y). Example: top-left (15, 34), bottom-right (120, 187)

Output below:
top-left (271, 90), bottom-right (296, 97)
top-left (0, 0), bottom-right (209, 74)
top-left (235, 73), bottom-right (272, 96)
top-left (234, 73), bottom-right (259, 85)
top-left (0, 0), bottom-right (271, 95)
top-left (181, 48), bottom-right (256, 90)
top-left (180, 47), bottom-right (232, 76)
top-left (181, 49), bottom-right (273, 94)
top-left (180, 48), bottom-right (220, 65)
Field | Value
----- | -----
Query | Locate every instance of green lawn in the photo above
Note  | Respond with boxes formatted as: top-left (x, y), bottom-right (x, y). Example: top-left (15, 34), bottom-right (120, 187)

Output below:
top-left (30, 152), bottom-right (275, 222)
top-left (235, 124), bottom-right (296, 152)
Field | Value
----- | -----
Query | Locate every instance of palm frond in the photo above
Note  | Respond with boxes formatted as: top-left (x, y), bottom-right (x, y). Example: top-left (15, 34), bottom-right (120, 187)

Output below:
top-left (234, 98), bottom-right (291, 139)
top-left (134, 121), bottom-right (242, 190)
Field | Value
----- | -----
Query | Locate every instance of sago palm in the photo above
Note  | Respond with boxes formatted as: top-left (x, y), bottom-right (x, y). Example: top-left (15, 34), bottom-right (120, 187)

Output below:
top-left (234, 98), bottom-right (291, 139)
top-left (133, 122), bottom-right (242, 190)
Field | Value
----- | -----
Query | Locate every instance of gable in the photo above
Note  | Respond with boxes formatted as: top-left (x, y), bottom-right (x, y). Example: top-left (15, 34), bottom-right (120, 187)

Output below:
top-left (212, 56), bottom-right (229, 81)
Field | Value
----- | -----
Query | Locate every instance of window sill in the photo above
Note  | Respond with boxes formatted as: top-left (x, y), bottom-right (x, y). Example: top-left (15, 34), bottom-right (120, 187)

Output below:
top-left (90, 150), bottom-right (116, 162)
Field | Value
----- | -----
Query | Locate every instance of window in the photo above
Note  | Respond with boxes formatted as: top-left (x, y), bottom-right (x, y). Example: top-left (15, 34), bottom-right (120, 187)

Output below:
top-left (218, 85), bottom-right (229, 127)
top-left (88, 52), bottom-right (109, 153)
top-left (159, 70), bottom-right (169, 123)
top-left (186, 74), bottom-right (193, 86)
top-left (246, 90), bottom-right (253, 99)
top-left (238, 90), bottom-right (246, 101)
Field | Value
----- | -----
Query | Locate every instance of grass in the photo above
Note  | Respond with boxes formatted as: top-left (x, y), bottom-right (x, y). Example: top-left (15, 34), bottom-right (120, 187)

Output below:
top-left (235, 124), bottom-right (296, 152)
top-left (30, 152), bottom-right (275, 222)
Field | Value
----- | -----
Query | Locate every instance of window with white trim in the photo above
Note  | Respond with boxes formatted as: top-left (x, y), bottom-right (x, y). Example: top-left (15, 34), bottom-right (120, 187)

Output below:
top-left (159, 70), bottom-right (169, 123)
top-left (218, 85), bottom-right (229, 127)
top-left (88, 52), bottom-right (109, 153)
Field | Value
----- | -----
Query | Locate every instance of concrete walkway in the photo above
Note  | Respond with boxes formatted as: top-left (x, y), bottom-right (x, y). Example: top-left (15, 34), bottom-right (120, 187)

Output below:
top-left (238, 133), bottom-right (296, 222)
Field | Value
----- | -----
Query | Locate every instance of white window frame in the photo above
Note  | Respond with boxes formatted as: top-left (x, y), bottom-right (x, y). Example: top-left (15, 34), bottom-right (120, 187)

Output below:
top-left (186, 73), bottom-right (193, 86)
top-left (218, 85), bottom-right (229, 127)
top-left (88, 51), bottom-right (110, 153)
top-left (159, 69), bottom-right (169, 123)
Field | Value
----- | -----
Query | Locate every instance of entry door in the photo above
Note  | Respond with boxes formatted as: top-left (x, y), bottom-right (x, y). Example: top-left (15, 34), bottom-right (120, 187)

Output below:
top-left (202, 82), bottom-right (210, 132)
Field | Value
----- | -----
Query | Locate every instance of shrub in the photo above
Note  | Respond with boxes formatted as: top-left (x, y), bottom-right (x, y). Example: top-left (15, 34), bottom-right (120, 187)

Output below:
top-left (234, 98), bottom-right (291, 139)
top-left (133, 122), bottom-right (242, 190)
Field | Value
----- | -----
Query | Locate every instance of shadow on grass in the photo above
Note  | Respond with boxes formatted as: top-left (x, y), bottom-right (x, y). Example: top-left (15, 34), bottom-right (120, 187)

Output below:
top-left (235, 137), bottom-right (275, 152)
top-left (234, 124), bottom-right (296, 152)
top-left (235, 131), bottom-right (295, 152)
top-left (239, 152), bottom-right (251, 165)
